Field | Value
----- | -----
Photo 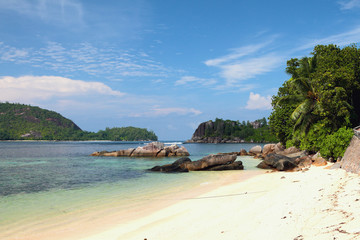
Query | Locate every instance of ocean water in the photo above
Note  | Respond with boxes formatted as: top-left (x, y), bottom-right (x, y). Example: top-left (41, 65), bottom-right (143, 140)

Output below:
top-left (0, 141), bottom-right (265, 239)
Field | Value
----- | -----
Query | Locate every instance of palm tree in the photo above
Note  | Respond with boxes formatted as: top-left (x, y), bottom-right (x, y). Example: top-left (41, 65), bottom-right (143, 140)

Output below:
top-left (277, 55), bottom-right (321, 135)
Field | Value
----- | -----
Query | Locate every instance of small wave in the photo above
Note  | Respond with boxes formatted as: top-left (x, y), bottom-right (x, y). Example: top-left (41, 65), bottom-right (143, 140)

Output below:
top-left (164, 142), bottom-right (183, 145)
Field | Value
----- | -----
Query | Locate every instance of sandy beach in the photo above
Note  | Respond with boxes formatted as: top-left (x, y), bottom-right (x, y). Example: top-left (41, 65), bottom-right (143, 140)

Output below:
top-left (81, 165), bottom-right (360, 240)
top-left (3, 164), bottom-right (360, 240)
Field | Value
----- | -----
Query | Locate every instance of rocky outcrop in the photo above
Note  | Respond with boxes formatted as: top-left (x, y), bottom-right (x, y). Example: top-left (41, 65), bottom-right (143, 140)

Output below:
top-left (340, 135), bottom-right (360, 174)
top-left (186, 120), bottom-right (246, 143)
top-left (150, 154), bottom-right (243, 172)
top-left (91, 142), bottom-right (190, 157)
top-left (257, 148), bottom-right (325, 171)
top-left (257, 153), bottom-right (297, 171)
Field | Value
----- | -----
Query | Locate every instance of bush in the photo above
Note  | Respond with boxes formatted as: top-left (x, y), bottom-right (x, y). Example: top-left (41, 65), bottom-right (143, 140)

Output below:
top-left (319, 127), bottom-right (353, 159)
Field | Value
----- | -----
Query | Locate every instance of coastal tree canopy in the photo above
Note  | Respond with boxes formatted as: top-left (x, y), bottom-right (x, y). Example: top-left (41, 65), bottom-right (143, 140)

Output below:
top-left (269, 44), bottom-right (359, 158)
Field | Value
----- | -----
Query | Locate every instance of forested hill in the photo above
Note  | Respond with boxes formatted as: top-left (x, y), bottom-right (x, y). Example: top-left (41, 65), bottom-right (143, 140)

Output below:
top-left (0, 102), bottom-right (82, 140)
top-left (187, 118), bottom-right (278, 143)
top-left (0, 102), bottom-right (157, 141)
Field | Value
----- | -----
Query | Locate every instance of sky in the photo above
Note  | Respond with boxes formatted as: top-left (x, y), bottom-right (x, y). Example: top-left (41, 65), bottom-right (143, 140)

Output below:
top-left (1, 0), bottom-right (360, 140)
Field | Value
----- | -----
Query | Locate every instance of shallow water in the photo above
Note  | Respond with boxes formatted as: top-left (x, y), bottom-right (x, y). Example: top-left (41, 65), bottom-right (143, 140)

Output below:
top-left (0, 141), bottom-right (264, 239)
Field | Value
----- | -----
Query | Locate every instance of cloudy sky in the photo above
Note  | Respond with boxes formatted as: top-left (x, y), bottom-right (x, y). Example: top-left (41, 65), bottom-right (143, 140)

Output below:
top-left (1, 0), bottom-right (360, 140)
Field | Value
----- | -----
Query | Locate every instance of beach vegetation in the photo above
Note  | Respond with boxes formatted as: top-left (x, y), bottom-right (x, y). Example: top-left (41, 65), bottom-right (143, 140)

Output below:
top-left (269, 44), bottom-right (360, 158)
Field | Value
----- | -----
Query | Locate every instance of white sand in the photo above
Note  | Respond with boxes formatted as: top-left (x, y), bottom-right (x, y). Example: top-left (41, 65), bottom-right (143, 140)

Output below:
top-left (82, 165), bottom-right (360, 240)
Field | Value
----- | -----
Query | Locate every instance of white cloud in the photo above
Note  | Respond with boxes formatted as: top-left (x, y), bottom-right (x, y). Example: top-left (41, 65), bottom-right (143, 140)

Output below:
top-left (338, 0), bottom-right (360, 10)
top-left (204, 39), bottom-right (283, 89)
top-left (0, 75), bottom-right (125, 102)
top-left (245, 92), bottom-right (272, 110)
top-left (130, 106), bottom-right (202, 117)
top-left (0, 0), bottom-right (84, 25)
top-left (0, 41), bottom-right (173, 79)
top-left (175, 76), bottom-right (217, 86)
top-left (0, 43), bottom-right (29, 62)
top-left (204, 42), bottom-right (270, 67)
top-left (220, 54), bottom-right (282, 84)
top-left (298, 25), bottom-right (360, 51)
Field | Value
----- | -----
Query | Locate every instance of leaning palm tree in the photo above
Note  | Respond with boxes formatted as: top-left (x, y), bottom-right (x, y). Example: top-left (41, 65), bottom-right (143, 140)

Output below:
top-left (289, 77), bottom-right (321, 134)
top-left (277, 55), bottom-right (321, 136)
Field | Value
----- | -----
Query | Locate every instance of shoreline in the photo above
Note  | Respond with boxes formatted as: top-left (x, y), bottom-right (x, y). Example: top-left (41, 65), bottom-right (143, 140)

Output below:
top-left (2, 164), bottom-right (360, 240)
top-left (83, 165), bottom-right (360, 240)
top-left (0, 166), bottom-right (265, 240)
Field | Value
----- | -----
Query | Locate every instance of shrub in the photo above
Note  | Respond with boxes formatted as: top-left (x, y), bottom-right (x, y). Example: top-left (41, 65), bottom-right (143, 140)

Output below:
top-left (319, 127), bottom-right (353, 159)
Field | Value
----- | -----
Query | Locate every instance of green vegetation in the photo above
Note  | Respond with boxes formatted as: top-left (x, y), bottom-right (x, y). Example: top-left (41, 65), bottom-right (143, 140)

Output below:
top-left (83, 127), bottom-right (158, 141)
top-left (0, 102), bottom-right (157, 141)
top-left (203, 118), bottom-right (278, 142)
top-left (269, 44), bottom-right (359, 158)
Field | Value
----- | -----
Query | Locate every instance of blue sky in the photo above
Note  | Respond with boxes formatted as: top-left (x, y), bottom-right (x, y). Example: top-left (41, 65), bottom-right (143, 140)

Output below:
top-left (1, 0), bottom-right (360, 140)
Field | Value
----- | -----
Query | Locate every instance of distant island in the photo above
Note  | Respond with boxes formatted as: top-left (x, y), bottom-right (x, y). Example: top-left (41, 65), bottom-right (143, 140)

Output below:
top-left (186, 118), bottom-right (278, 143)
top-left (0, 102), bottom-right (157, 141)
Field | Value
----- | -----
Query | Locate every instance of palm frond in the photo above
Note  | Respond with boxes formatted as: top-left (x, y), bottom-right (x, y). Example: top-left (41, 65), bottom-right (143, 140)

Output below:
top-left (291, 100), bottom-right (312, 120)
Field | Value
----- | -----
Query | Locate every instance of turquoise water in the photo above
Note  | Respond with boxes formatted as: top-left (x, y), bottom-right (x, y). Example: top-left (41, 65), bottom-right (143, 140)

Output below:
top-left (0, 141), bottom-right (264, 239)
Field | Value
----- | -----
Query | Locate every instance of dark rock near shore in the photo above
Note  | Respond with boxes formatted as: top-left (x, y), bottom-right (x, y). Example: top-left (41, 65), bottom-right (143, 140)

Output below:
top-left (150, 157), bottom-right (191, 172)
top-left (207, 161), bottom-right (244, 171)
top-left (257, 153), bottom-right (298, 171)
top-left (150, 154), bottom-right (242, 172)
top-left (186, 154), bottom-right (237, 171)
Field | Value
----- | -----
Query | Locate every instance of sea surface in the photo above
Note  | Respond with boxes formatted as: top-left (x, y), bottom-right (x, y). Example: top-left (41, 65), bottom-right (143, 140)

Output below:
top-left (0, 141), bottom-right (265, 238)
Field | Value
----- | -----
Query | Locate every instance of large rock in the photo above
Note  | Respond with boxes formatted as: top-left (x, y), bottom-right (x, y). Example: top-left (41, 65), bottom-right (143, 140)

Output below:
top-left (150, 154), bottom-right (241, 172)
top-left (239, 149), bottom-right (248, 156)
top-left (283, 146), bottom-right (301, 155)
top-left (249, 145), bottom-right (262, 155)
top-left (311, 152), bottom-right (327, 166)
top-left (257, 153), bottom-right (298, 171)
top-left (186, 154), bottom-right (237, 171)
top-left (207, 161), bottom-right (244, 171)
top-left (262, 144), bottom-right (275, 156)
top-left (150, 157), bottom-right (191, 172)
top-left (295, 156), bottom-right (312, 168)
top-left (131, 142), bottom-right (164, 157)
top-left (91, 142), bottom-right (190, 157)
top-left (274, 143), bottom-right (285, 154)
top-left (284, 150), bottom-right (308, 159)
top-left (274, 159), bottom-right (298, 171)
top-left (341, 135), bottom-right (360, 174)
top-left (313, 157), bottom-right (327, 166)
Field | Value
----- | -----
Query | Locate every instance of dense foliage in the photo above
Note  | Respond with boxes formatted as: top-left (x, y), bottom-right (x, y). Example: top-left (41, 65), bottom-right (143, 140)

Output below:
top-left (203, 118), bottom-right (278, 142)
top-left (0, 102), bottom-right (158, 141)
top-left (84, 127), bottom-right (158, 141)
top-left (269, 44), bottom-right (360, 158)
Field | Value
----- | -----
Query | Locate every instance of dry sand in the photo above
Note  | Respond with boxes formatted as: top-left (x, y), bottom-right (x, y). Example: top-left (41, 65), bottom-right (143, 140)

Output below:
top-left (82, 165), bottom-right (360, 240)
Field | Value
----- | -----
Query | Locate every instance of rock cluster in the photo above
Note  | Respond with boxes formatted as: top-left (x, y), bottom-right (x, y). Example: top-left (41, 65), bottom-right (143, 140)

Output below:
top-left (249, 144), bottom-right (328, 171)
top-left (150, 154), bottom-right (243, 173)
top-left (91, 142), bottom-right (190, 157)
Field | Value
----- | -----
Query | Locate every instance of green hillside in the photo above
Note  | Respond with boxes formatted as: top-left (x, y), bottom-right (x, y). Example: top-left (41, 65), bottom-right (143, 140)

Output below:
top-left (0, 102), bottom-right (157, 141)
top-left (189, 118), bottom-right (278, 143)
